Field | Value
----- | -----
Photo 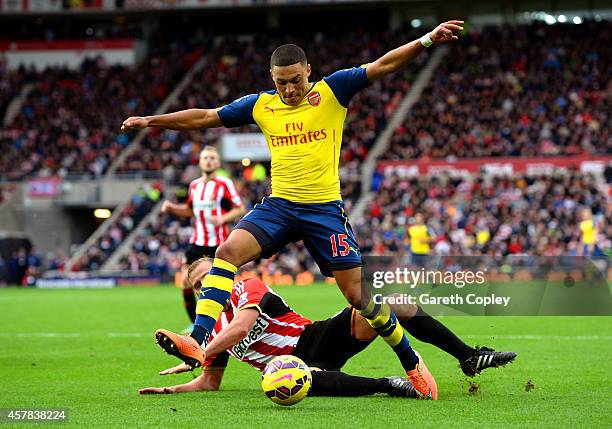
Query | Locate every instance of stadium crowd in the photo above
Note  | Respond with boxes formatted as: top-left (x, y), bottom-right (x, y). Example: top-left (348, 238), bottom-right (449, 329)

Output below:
top-left (359, 170), bottom-right (611, 258)
top-left (3, 22), bottom-right (608, 184)
top-left (72, 184), bottom-right (163, 272)
top-left (386, 21), bottom-right (611, 160)
top-left (3, 20), bottom-right (611, 281)
top-left (0, 46), bottom-right (200, 181)
top-left (92, 23), bottom-right (612, 277)
top-left (116, 168), bottom-right (611, 279)
top-left (0, 246), bottom-right (67, 286)
top-left (0, 59), bottom-right (34, 121)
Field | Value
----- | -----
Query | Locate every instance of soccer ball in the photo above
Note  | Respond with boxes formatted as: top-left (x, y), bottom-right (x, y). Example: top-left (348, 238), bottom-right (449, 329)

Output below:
top-left (261, 355), bottom-right (312, 406)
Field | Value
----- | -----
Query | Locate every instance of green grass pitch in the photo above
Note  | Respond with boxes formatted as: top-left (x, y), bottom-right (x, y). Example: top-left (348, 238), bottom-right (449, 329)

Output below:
top-left (1, 284), bottom-right (611, 428)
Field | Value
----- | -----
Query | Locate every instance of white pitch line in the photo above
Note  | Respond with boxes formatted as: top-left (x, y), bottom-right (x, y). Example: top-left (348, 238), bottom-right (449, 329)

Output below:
top-left (0, 333), bottom-right (610, 340)
top-left (464, 334), bottom-right (612, 341)
top-left (0, 332), bottom-right (149, 338)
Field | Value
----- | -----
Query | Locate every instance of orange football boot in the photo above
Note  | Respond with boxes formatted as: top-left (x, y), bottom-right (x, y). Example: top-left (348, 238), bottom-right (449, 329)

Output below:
top-left (155, 329), bottom-right (205, 368)
top-left (406, 351), bottom-right (438, 400)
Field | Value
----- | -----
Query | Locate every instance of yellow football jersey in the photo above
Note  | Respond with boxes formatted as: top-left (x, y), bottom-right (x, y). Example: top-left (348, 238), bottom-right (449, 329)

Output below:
top-left (580, 219), bottom-right (596, 245)
top-left (218, 67), bottom-right (370, 203)
top-left (409, 225), bottom-right (430, 255)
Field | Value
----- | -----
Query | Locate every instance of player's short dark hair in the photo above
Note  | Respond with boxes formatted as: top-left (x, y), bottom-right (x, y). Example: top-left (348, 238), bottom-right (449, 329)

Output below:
top-left (270, 44), bottom-right (307, 68)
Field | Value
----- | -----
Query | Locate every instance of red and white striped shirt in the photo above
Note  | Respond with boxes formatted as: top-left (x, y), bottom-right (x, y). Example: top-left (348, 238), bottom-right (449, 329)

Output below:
top-left (203, 278), bottom-right (312, 371)
top-left (187, 176), bottom-right (243, 247)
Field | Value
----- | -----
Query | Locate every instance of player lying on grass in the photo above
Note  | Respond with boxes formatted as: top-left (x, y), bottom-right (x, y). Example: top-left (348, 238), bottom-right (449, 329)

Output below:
top-left (143, 258), bottom-right (515, 398)
top-left (140, 360), bottom-right (418, 398)
top-left (141, 257), bottom-right (424, 398)
top-left (123, 21), bottom-right (468, 399)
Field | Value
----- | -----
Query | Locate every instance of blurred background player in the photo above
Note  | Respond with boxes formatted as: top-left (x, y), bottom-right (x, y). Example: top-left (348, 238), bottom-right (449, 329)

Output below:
top-left (579, 209), bottom-right (597, 256)
top-left (160, 146), bottom-right (246, 327)
top-left (408, 213), bottom-right (433, 268)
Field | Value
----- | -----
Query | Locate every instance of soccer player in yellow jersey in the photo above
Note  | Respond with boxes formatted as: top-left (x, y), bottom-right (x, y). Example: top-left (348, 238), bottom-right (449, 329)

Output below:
top-left (579, 209), bottom-right (597, 256)
top-left (122, 20), bottom-right (465, 399)
top-left (409, 213), bottom-right (432, 267)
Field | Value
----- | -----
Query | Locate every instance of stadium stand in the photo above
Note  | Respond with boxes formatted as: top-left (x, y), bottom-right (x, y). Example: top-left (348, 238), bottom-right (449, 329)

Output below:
top-left (75, 24), bottom-right (612, 277)
top-left (71, 184), bottom-right (163, 272)
top-left (360, 170), bottom-right (611, 257)
top-left (0, 18), bottom-right (142, 41)
top-left (3, 19), bottom-right (610, 282)
top-left (0, 45), bottom-right (200, 180)
top-left (0, 60), bottom-right (33, 121)
top-left (385, 21), bottom-right (611, 160)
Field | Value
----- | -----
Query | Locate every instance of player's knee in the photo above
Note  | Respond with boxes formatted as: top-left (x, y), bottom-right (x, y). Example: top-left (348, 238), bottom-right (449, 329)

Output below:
top-left (336, 279), bottom-right (362, 307)
top-left (215, 242), bottom-right (244, 267)
top-left (334, 267), bottom-right (363, 308)
top-left (215, 243), bottom-right (233, 263)
top-left (215, 232), bottom-right (261, 267)
top-left (343, 289), bottom-right (362, 308)
top-left (354, 325), bottom-right (376, 342)
top-left (352, 313), bottom-right (377, 341)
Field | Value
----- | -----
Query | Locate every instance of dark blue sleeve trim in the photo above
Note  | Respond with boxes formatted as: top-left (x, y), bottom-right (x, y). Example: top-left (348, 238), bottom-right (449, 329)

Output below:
top-left (323, 67), bottom-right (371, 108)
top-left (218, 93), bottom-right (259, 128)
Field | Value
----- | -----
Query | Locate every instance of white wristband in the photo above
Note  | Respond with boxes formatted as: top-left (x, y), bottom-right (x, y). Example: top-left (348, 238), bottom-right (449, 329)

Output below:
top-left (419, 32), bottom-right (433, 48)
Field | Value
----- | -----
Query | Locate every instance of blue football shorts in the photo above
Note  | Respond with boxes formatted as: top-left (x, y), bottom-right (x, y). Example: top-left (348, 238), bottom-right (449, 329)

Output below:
top-left (236, 197), bottom-right (362, 277)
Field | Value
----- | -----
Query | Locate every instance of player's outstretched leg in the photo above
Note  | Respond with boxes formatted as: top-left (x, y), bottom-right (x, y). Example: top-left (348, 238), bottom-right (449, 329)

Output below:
top-left (155, 230), bottom-right (261, 366)
top-left (400, 306), bottom-right (516, 376)
top-left (386, 376), bottom-right (418, 398)
top-left (334, 268), bottom-right (437, 400)
top-left (361, 299), bottom-right (438, 399)
top-left (155, 329), bottom-right (204, 368)
top-left (189, 256), bottom-right (238, 344)
top-left (309, 371), bottom-right (417, 398)
top-left (459, 346), bottom-right (517, 377)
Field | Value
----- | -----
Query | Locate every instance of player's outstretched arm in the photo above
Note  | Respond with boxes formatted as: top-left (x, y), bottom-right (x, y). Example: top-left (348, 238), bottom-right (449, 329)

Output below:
top-left (366, 20), bottom-right (464, 81)
top-left (161, 200), bottom-right (194, 218)
top-left (121, 108), bottom-right (223, 132)
top-left (159, 362), bottom-right (193, 375)
top-left (139, 369), bottom-right (225, 394)
top-left (210, 205), bottom-right (247, 226)
top-left (203, 308), bottom-right (259, 358)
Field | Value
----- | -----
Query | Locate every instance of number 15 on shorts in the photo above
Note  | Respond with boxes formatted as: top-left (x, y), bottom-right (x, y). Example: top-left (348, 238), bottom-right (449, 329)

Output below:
top-left (330, 233), bottom-right (349, 257)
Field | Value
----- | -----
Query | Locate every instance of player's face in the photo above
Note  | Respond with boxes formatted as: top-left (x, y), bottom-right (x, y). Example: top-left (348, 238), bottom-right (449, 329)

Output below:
top-left (270, 62), bottom-right (312, 106)
top-left (199, 150), bottom-right (220, 174)
top-left (581, 209), bottom-right (591, 220)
